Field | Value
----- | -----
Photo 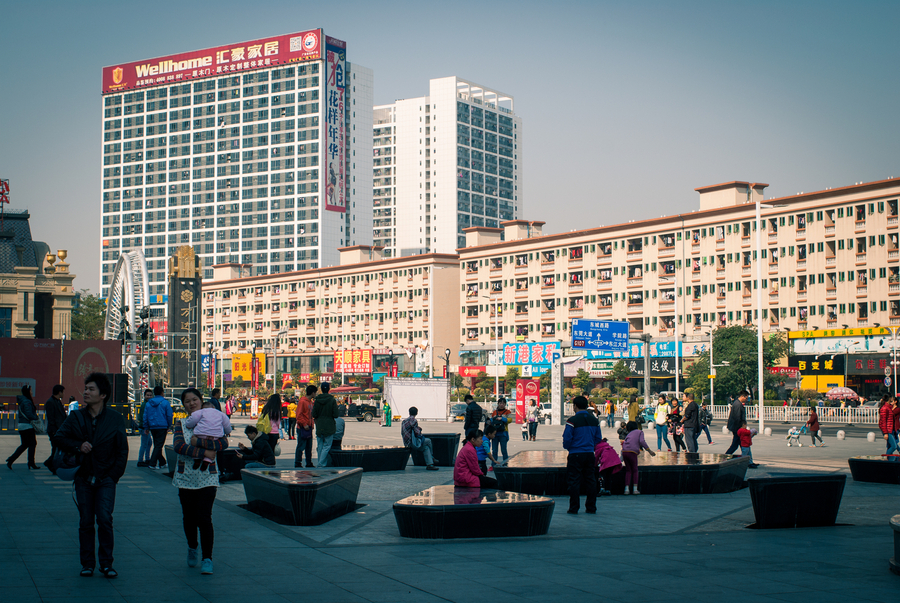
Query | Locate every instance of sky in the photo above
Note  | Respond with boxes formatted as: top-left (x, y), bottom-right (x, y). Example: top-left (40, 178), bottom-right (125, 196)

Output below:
top-left (2, 0), bottom-right (899, 294)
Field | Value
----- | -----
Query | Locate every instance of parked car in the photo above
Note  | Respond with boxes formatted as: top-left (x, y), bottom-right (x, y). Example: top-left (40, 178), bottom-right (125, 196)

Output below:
top-left (449, 403), bottom-right (467, 422)
top-left (348, 402), bottom-right (379, 422)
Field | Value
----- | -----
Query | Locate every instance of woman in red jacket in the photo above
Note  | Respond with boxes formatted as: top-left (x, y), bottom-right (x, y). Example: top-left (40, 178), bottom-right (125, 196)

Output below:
top-left (807, 407), bottom-right (824, 447)
top-left (878, 395), bottom-right (900, 457)
top-left (454, 430), bottom-right (498, 489)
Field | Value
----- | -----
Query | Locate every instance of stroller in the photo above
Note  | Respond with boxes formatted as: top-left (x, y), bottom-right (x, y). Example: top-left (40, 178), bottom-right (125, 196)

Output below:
top-left (786, 426), bottom-right (802, 447)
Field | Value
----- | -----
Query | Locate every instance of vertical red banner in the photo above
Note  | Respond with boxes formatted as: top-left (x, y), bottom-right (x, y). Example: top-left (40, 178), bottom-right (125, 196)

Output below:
top-left (515, 379), bottom-right (540, 424)
top-left (442, 365), bottom-right (448, 379)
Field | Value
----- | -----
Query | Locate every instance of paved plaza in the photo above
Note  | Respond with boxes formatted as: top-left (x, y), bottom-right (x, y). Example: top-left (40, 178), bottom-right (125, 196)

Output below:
top-left (2, 419), bottom-right (898, 603)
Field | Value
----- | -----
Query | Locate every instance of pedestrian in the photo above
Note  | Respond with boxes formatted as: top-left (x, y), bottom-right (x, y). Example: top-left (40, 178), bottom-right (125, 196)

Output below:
top-left (6, 385), bottom-right (40, 470)
top-left (401, 406), bottom-right (439, 470)
top-left (605, 399), bottom-right (614, 430)
top-left (681, 392), bottom-right (700, 452)
top-left (463, 394), bottom-right (483, 434)
top-left (725, 391), bottom-right (748, 455)
top-left (280, 396), bottom-right (289, 438)
top-left (332, 417), bottom-right (345, 451)
top-left (257, 394), bottom-right (282, 451)
top-left (224, 397), bottom-right (233, 421)
top-left (207, 388), bottom-right (222, 413)
top-left (878, 395), bottom-right (900, 458)
top-left (699, 401), bottom-right (715, 444)
top-left (67, 396), bottom-right (80, 414)
top-left (453, 429), bottom-right (497, 488)
top-left (143, 386), bottom-right (173, 471)
top-left (287, 398), bottom-right (297, 440)
top-left (737, 421), bottom-right (759, 468)
top-left (52, 373), bottom-right (128, 578)
top-left (237, 425), bottom-right (276, 468)
top-left (43, 384), bottom-right (67, 472)
top-left (667, 399), bottom-right (686, 452)
top-left (294, 385), bottom-right (316, 468)
top-left (490, 398), bottom-right (513, 463)
top-left (312, 382), bottom-right (339, 467)
top-left (627, 396), bottom-right (642, 430)
top-left (594, 437), bottom-right (623, 496)
top-left (622, 420), bottom-right (656, 495)
top-left (383, 400), bottom-right (392, 427)
top-left (172, 387), bottom-right (228, 575)
top-left (653, 393), bottom-right (672, 451)
top-left (807, 406), bottom-right (825, 447)
top-left (527, 400), bottom-right (540, 441)
top-left (182, 398), bottom-right (232, 471)
top-left (240, 398), bottom-right (248, 416)
top-left (136, 389), bottom-right (153, 468)
top-left (477, 424), bottom-right (499, 474)
top-left (562, 396), bottom-right (603, 514)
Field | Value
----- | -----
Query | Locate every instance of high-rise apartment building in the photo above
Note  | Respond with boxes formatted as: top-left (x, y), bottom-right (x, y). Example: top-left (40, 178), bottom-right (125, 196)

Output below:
top-left (99, 29), bottom-right (373, 301)
top-left (373, 77), bottom-right (521, 258)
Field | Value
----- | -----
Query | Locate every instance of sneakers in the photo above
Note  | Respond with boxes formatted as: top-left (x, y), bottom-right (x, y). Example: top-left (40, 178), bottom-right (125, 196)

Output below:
top-left (748, 463), bottom-right (759, 468)
top-left (633, 488), bottom-right (641, 495)
top-left (810, 444), bottom-right (816, 448)
top-left (201, 558), bottom-right (213, 575)
top-left (187, 547), bottom-right (199, 568)
top-left (426, 465), bottom-right (439, 471)
top-left (708, 441), bottom-right (715, 445)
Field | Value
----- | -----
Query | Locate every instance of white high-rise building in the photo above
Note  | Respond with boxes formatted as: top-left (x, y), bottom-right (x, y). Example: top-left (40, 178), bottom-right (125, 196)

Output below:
top-left (373, 77), bottom-right (521, 257)
top-left (99, 29), bottom-right (372, 301)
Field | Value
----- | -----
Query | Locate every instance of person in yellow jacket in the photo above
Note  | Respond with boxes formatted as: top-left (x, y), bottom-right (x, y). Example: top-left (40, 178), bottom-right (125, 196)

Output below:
top-left (654, 393), bottom-right (672, 452)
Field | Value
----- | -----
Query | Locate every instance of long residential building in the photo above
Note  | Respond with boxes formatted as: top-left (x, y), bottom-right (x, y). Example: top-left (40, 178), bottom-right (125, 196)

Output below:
top-left (373, 77), bottom-right (522, 258)
top-left (99, 29), bottom-right (373, 304)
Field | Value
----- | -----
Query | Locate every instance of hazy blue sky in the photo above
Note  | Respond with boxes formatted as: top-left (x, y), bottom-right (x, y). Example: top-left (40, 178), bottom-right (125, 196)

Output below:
top-left (3, 0), bottom-right (899, 293)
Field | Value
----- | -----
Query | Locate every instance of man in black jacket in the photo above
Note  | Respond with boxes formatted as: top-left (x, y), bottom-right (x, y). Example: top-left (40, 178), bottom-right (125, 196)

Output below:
top-left (43, 384), bottom-right (67, 472)
top-left (681, 392), bottom-right (700, 452)
top-left (463, 394), bottom-right (483, 435)
top-left (236, 425), bottom-right (276, 467)
top-left (725, 391), bottom-right (748, 455)
top-left (53, 373), bottom-right (128, 579)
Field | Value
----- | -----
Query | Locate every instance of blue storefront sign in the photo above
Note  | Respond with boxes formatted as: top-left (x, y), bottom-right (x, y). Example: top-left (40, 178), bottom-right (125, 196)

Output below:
top-left (585, 341), bottom-right (686, 359)
top-left (571, 320), bottom-right (629, 352)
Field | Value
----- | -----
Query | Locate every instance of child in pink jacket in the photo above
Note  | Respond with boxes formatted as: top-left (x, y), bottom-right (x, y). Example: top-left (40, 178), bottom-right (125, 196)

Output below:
top-left (594, 438), bottom-right (622, 495)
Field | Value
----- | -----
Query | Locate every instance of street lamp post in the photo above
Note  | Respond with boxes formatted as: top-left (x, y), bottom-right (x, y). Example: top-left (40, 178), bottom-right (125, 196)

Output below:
top-left (482, 295), bottom-right (500, 403)
top-left (250, 340), bottom-right (258, 397)
top-left (207, 342), bottom-right (214, 391)
top-left (889, 326), bottom-right (900, 398)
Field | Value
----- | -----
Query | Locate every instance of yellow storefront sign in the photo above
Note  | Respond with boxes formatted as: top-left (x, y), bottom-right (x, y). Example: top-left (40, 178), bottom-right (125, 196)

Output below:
top-left (232, 353), bottom-right (266, 381)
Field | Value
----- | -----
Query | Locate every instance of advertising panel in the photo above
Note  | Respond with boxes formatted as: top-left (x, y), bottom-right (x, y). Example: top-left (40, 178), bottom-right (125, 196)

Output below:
top-left (515, 379), bottom-right (540, 424)
top-left (459, 366), bottom-right (485, 378)
top-left (571, 319), bottom-right (629, 352)
top-left (324, 36), bottom-right (347, 212)
top-left (102, 29), bottom-right (323, 94)
top-left (333, 349), bottom-right (373, 374)
top-left (585, 341), bottom-right (693, 359)
top-left (502, 342), bottom-right (561, 366)
top-left (231, 353), bottom-right (266, 382)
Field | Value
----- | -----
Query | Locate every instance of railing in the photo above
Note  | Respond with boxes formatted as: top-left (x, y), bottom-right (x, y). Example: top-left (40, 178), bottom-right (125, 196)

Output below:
top-left (710, 405), bottom-right (879, 425)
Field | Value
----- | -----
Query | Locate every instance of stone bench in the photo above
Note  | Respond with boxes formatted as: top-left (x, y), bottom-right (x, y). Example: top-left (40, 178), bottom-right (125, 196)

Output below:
top-left (748, 474), bottom-right (846, 529)
top-left (242, 467), bottom-right (363, 526)
top-left (493, 450), bottom-right (749, 496)
top-left (328, 445), bottom-right (411, 472)
top-left (410, 433), bottom-right (461, 467)
top-left (393, 485), bottom-right (554, 539)
top-left (891, 515), bottom-right (900, 575)
top-left (848, 456), bottom-right (900, 485)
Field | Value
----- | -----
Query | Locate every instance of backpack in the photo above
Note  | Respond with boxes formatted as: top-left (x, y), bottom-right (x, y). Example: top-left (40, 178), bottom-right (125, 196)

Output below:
top-left (490, 413), bottom-right (506, 432)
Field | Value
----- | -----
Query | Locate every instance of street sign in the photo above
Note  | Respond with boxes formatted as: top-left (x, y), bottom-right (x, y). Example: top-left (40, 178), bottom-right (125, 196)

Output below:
top-left (708, 374), bottom-right (716, 379)
top-left (571, 319), bottom-right (629, 352)
top-left (886, 377), bottom-right (892, 387)
top-left (886, 367), bottom-right (892, 377)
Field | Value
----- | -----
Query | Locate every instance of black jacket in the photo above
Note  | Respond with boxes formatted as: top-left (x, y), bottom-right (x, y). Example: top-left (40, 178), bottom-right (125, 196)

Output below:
top-left (463, 401), bottom-right (483, 433)
top-left (240, 436), bottom-right (275, 466)
top-left (53, 406), bottom-right (129, 482)
top-left (16, 395), bottom-right (38, 424)
top-left (726, 399), bottom-right (746, 433)
top-left (45, 396), bottom-right (67, 437)
top-left (682, 401), bottom-right (700, 430)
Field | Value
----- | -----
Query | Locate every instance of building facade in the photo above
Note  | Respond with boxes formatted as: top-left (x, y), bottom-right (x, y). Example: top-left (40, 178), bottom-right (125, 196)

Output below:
top-left (100, 29), bottom-right (373, 303)
top-left (200, 247), bottom-right (460, 383)
top-left (373, 77), bottom-right (522, 258)
top-left (457, 179), bottom-right (900, 393)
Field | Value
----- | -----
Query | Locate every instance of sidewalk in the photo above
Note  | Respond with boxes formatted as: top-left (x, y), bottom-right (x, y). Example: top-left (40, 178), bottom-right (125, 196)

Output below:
top-left (1, 422), bottom-right (897, 603)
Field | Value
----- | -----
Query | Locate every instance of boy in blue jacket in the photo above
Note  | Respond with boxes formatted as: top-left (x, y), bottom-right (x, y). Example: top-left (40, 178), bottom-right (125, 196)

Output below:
top-left (143, 386), bottom-right (173, 470)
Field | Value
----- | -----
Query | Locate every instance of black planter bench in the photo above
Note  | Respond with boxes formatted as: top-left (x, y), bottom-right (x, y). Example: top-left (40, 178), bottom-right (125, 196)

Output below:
top-left (748, 474), bottom-right (846, 529)
top-left (848, 456), bottom-right (900, 485)
top-left (393, 485), bottom-right (554, 539)
top-left (410, 433), bottom-right (461, 467)
top-left (493, 450), bottom-right (749, 496)
top-left (891, 515), bottom-right (900, 575)
top-left (241, 467), bottom-right (363, 525)
top-left (328, 445), bottom-right (411, 471)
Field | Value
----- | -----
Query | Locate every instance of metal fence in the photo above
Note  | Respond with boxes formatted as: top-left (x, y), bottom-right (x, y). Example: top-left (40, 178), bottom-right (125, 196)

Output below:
top-left (0, 411), bottom-right (46, 432)
top-left (596, 404), bottom-right (880, 426)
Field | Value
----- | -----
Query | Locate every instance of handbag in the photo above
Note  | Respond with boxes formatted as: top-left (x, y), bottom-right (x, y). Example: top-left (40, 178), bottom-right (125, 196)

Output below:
top-left (273, 442), bottom-right (282, 457)
top-left (31, 418), bottom-right (47, 435)
top-left (53, 449), bottom-right (81, 481)
top-left (298, 426), bottom-right (313, 438)
top-left (411, 430), bottom-right (423, 449)
top-left (257, 413), bottom-right (271, 435)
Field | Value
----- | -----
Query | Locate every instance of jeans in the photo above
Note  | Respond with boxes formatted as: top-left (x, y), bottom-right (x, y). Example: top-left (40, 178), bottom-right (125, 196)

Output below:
top-left (725, 431), bottom-right (741, 455)
top-left (74, 476), bottom-right (117, 569)
top-left (294, 436), bottom-right (314, 467)
top-left (8, 428), bottom-right (37, 466)
top-left (740, 445), bottom-right (754, 464)
top-left (492, 431), bottom-right (510, 461)
top-left (287, 418), bottom-right (296, 438)
top-left (411, 437), bottom-right (435, 466)
top-left (566, 451), bottom-right (597, 512)
top-left (138, 431), bottom-right (152, 463)
top-left (178, 486), bottom-right (216, 559)
top-left (684, 427), bottom-right (698, 452)
top-left (316, 434), bottom-right (334, 467)
top-left (700, 424), bottom-right (712, 443)
top-left (607, 414), bottom-right (614, 428)
top-left (528, 422), bottom-right (538, 439)
top-left (149, 428), bottom-right (168, 468)
top-left (655, 424), bottom-right (671, 450)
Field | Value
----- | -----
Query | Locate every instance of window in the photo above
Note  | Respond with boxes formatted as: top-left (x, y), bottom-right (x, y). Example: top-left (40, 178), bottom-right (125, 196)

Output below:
top-left (0, 308), bottom-right (10, 338)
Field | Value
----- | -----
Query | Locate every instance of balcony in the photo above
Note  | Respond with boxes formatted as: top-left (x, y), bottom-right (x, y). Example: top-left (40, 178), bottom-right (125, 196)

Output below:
top-left (769, 293), bottom-right (778, 304)
top-left (716, 269), bottom-right (726, 279)
top-left (856, 220), bottom-right (866, 231)
top-left (627, 277), bottom-right (643, 287)
top-left (797, 260), bottom-right (806, 270)
top-left (890, 283), bottom-right (900, 295)
top-left (857, 286), bottom-right (867, 297)
top-left (892, 317), bottom-right (900, 326)
top-left (541, 310), bottom-right (555, 320)
top-left (826, 288), bottom-right (837, 300)
top-left (826, 257), bottom-right (836, 266)
top-left (515, 311), bottom-right (528, 321)
top-left (796, 228), bottom-right (806, 240)
top-left (626, 251), bottom-right (642, 261)
top-left (798, 289), bottom-right (807, 301)
top-left (890, 250), bottom-right (899, 262)
top-left (768, 232), bottom-right (778, 243)
top-left (742, 266), bottom-right (751, 276)
top-left (889, 216), bottom-right (898, 228)
top-left (568, 282), bottom-right (583, 292)
top-left (856, 253), bottom-right (867, 264)
top-left (569, 306), bottom-right (583, 316)
top-left (825, 225), bottom-right (835, 235)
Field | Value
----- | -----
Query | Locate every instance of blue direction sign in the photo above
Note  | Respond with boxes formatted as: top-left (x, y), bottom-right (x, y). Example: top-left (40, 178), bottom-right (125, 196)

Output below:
top-left (572, 319), bottom-right (630, 352)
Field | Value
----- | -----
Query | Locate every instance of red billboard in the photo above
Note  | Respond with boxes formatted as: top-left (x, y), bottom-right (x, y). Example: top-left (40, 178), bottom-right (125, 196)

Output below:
top-left (102, 29), bottom-right (323, 94)
top-left (334, 349), bottom-right (373, 374)
top-left (515, 379), bottom-right (540, 424)
top-left (0, 339), bottom-right (122, 410)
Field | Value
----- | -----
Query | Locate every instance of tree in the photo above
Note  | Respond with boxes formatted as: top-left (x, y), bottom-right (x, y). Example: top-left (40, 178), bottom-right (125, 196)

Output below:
top-left (572, 368), bottom-right (592, 394)
top-left (608, 360), bottom-right (632, 395)
top-left (539, 369), bottom-right (551, 391)
top-left (504, 366), bottom-right (521, 394)
top-left (71, 289), bottom-right (107, 340)
top-left (450, 374), bottom-right (465, 397)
